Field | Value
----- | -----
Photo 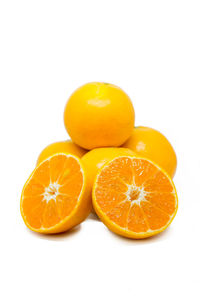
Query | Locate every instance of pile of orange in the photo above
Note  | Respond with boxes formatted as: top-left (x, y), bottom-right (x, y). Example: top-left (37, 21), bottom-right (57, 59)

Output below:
top-left (20, 82), bottom-right (178, 239)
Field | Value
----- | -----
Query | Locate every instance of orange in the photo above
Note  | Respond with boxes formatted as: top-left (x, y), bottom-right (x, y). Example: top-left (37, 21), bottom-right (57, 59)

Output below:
top-left (81, 147), bottom-right (136, 204)
top-left (123, 126), bottom-right (177, 178)
top-left (93, 156), bottom-right (178, 239)
top-left (37, 140), bottom-right (87, 165)
top-left (20, 154), bottom-right (91, 234)
top-left (64, 82), bottom-right (135, 149)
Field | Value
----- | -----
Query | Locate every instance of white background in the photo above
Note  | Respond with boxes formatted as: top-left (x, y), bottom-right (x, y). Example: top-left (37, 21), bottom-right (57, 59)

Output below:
top-left (0, 1), bottom-right (199, 299)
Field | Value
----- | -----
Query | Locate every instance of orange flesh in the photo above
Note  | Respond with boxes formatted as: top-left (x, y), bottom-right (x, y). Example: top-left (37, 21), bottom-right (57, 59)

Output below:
top-left (21, 155), bottom-right (83, 230)
top-left (94, 157), bottom-right (177, 234)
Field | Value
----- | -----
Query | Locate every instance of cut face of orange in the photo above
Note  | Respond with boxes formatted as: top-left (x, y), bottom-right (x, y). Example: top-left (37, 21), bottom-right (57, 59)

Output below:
top-left (20, 154), bottom-right (91, 234)
top-left (93, 156), bottom-right (178, 239)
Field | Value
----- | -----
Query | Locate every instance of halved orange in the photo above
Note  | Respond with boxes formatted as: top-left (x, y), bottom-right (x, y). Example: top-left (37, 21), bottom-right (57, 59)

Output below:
top-left (93, 156), bottom-right (178, 239)
top-left (20, 154), bottom-right (91, 234)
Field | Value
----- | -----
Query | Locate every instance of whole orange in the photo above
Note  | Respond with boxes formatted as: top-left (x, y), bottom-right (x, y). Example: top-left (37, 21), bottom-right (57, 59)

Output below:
top-left (123, 126), bottom-right (177, 178)
top-left (64, 82), bottom-right (135, 149)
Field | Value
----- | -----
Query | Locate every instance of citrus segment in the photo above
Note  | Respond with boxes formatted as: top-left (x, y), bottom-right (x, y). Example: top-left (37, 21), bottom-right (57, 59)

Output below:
top-left (144, 171), bottom-right (174, 193)
top-left (23, 196), bottom-right (46, 229)
top-left (97, 176), bottom-right (128, 193)
top-left (99, 156), bottom-right (134, 185)
top-left (140, 201), bottom-right (170, 230)
top-left (23, 179), bottom-right (44, 198)
top-left (59, 172), bottom-right (83, 197)
top-left (107, 201), bottom-right (131, 228)
top-left (145, 192), bottom-right (176, 215)
top-left (95, 189), bottom-right (126, 213)
top-left (93, 156), bottom-right (178, 239)
top-left (49, 154), bottom-right (66, 183)
top-left (34, 160), bottom-right (50, 186)
top-left (132, 158), bottom-right (158, 186)
top-left (20, 154), bottom-right (91, 234)
top-left (42, 200), bottom-right (61, 229)
top-left (56, 194), bottom-right (77, 219)
top-left (127, 204), bottom-right (148, 233)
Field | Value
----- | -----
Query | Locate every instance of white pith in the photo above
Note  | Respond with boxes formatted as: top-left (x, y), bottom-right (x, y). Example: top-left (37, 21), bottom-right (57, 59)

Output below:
top-left (43, 182), bottom-right (60, 203)
top-left (125, 184), bottom-right (147, 206)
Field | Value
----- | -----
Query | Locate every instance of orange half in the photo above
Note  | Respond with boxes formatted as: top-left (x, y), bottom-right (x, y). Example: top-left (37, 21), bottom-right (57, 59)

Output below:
top-left (20, 154), bottom-right (91, 234)
top-left (93, 156), bottom-right (178, 239)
